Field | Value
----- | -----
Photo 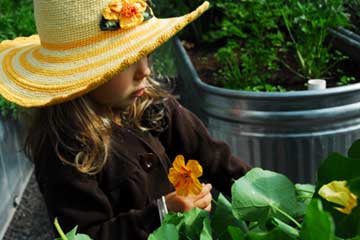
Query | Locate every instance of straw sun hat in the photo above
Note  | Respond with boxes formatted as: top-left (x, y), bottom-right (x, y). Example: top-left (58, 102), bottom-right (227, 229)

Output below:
top-left (0, 0), bottom-right (209, 107)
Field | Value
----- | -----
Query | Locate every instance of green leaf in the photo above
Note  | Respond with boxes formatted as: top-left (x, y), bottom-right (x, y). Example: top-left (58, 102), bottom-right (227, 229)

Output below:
top-left (200, 217), bottom-right (212, 240)
top-left (348, 177), bottom-right (360, 197)
top-left (148, 224), bottom-right (179, 240)
top-left (295, 184), bottom-right (315, 201)
top-left (299, 199), bottom-right (335, 240)
top-left (72, 234), bottom-right (93, 240)
top-left (54, 226), bottom-right (93, 240)
top-left (227, 226), bottom-right (245, 240)
top-left (162, 208), bottom-right (210, 240)
top-left (53, 218), bottom-right (93, 240)
top-left (294, 183), bottom-right (315, 217)
top-left (267, 217), bottom-right (299, 239)
top-left (246, 227), bottom-right (295, 240)
top-left (317, 153), bottom-right (360, 188)
top-left (211, 193), bottom-right (246, 238)
top-left (348, 140), bottom-right (360, 159)
top-left (231, 168), bottom-right (299, 225)
top-left (316, 150), bottom-right (360, 238)
top-left (346, 236), bottom-right (360, 240)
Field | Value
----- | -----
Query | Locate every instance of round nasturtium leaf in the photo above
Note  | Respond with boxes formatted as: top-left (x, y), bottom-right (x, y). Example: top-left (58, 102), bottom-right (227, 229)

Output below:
top-left (231, 168), bottom-right (299, 223)
top-left (299, 199), bottom-right (335, 240)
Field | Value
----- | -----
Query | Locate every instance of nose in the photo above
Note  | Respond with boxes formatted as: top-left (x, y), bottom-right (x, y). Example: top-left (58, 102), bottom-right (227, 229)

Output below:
top-left (134, 57), bottom-right (151, 81)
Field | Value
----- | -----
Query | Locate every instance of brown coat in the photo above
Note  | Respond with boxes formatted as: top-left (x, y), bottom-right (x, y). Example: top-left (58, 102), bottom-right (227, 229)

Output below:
top-left (34, 97), bottom-right (251, 240)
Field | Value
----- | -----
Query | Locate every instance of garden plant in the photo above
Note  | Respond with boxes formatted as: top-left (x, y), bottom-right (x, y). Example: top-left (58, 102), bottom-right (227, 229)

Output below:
top-left (148, 140), bottom-right (360, 240)
top-left (159, 0), bottom-right (358, 91)
top-left (344, 0), bottom-right (360, 34)
top-left (153, 0), bottom-right (221, 44)
top-left (54, 139), bottom-right (360, 240)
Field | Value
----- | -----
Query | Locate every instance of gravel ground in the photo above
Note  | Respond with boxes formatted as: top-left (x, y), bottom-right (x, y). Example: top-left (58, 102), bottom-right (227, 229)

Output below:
top-left (3, 173), bottom-right (55, 240)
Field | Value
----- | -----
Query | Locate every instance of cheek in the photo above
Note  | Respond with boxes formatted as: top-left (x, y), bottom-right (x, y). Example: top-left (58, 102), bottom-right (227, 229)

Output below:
top-left (108, 78), bottom-right (129, 95)
top-left (112, 71), bottom-right (134, 92)
top-left (91, 74), bottom-right (133, 105)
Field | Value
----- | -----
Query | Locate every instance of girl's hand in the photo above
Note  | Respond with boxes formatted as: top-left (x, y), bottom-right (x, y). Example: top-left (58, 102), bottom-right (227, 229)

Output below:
top-left (165, 183), bottom-right (212, 213)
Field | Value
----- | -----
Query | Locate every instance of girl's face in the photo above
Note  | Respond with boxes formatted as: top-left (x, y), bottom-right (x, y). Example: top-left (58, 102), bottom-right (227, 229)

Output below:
top-left (89, 56), bottom-right (151, 110)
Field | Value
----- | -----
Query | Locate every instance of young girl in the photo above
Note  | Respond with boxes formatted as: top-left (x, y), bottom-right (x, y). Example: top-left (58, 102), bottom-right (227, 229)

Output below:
top-left (0, 0), bottom-right (251, 239)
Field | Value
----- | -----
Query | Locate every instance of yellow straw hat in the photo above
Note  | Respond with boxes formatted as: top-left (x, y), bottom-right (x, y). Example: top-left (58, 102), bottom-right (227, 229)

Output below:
top-left (0, 0), bottom-right (209, 107)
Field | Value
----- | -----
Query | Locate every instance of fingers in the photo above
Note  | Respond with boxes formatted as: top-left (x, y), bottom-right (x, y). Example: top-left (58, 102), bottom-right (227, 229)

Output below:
top-left (165, 183), bottom-right (213, 213)
top-left (204, 202), bottom-right (212, 212)
top-left (193, 183), bottom-right (212, 201)
top-left (194, 191), bottom-right (212, 209)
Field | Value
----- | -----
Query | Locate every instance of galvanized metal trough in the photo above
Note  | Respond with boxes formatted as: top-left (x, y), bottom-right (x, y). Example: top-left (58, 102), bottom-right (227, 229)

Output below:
top-left (0, 117), bottom-right (33, 239)
top-left (173, 38), bottom-right (360, 183)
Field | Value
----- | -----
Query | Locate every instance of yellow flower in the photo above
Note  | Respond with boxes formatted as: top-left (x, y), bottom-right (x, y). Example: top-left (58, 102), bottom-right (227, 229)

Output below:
top-left (168, 155), bottom-right (203, 197)
top-left (318, 180), bottom-right (358, 215)
top-left (102, 0), bottom-right (148, 29)
top-left (102, 0), bottom-right (122, 20)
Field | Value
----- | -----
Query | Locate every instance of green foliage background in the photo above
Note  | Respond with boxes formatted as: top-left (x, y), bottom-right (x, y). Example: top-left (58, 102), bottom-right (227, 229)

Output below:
top-left (344, 0), bottom-right (360, 33)
top-left (0, 0), bottom-right (36, 118)
top-left (155, 0), bottom-right (356, 92)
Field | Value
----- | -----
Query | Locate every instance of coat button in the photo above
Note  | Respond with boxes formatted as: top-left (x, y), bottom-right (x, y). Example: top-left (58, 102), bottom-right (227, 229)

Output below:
top-left (138, 153), bottom-right (157, 172)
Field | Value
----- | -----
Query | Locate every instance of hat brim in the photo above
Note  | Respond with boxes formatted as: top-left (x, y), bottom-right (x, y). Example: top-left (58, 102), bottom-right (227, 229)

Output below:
top-left (0, 1), bottom-right (209, 107)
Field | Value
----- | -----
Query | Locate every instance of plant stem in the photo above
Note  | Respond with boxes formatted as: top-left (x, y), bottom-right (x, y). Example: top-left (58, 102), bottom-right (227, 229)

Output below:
top-left (248, 222), bottom-right (260, 231)
top-left (296, 196), bottom-right (313, 200)
top-left (297, 189), bottom-right (315, 194)
top-left (54, 218), bottom-right (69, 240)
top-left (281, 10), bottom-right (306, 75)
top-left (319, 57), bottom-right (345, 77)
top-left (272, 205), bottom-right (301, 228)
top-left (279, 59), bottom-right (305, 79)
top-left (271, 217), bottom-right (300, 238)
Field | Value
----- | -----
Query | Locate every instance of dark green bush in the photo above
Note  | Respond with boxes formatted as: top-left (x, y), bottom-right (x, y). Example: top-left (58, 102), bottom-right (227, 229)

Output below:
top-left (0, 0), bottom-right (36, 118)
top-left (0, 0), bottom-right (36, 41)
top-left (344, 0), bottom-right (360, 33)
top-left (153, 0), bottom-right (221, 44)
top-left (205, 0), bottom-right (352, 91)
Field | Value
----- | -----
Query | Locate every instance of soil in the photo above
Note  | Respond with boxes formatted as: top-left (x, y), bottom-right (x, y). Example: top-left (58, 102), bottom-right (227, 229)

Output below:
top-left (184, 41), bottom-right (360, 91)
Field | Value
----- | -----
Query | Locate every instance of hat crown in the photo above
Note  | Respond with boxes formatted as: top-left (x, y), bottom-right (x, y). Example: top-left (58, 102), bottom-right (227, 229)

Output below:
top-left (34, 0), bottom-right (108, 44)
top-left (0, 1), bottom-right (209, 107)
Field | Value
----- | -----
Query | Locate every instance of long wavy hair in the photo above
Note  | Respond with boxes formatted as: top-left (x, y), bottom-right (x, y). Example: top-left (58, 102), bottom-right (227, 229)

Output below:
top-left (24, 77), bottom-right (169, 175)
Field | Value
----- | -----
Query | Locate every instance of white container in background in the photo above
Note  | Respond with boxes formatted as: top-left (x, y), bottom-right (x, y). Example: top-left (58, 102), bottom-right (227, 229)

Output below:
top-left (308, 79), bottom-right (327, 90)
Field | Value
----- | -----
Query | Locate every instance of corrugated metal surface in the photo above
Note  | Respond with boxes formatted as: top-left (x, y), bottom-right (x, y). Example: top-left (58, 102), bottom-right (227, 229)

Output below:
top-left (330, 27), bottom-right (360, 64)
top-left (174, 38), bottom-right (360, 183)
top-left (0, 117), bottom-right (33, 240)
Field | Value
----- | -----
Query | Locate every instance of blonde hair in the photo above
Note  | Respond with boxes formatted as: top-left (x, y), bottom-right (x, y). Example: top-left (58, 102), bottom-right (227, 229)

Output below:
top-left (24, 77), bottom-right (169, 175)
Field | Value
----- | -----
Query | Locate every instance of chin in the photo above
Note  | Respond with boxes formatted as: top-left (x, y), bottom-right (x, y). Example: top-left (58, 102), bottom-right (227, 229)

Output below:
top-left (112, 100), bottom-right (133, 111)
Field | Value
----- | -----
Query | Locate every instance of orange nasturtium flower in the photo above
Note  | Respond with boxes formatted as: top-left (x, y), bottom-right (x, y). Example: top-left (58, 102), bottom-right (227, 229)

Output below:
top-left (318, 180), bottom-right (358, 215)
top-left (168, 155), bottom-right (203, 197)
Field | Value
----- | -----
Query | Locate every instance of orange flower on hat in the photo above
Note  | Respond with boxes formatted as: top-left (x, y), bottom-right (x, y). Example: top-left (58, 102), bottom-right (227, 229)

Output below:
top-left (119, 0), bottom-right (147, 29)
top-left (102, 0), bottom-right (148, 29)
top-left (103, 0), bottom-right (123, 20)
top-left (168, 155), bottom-right (203, 197)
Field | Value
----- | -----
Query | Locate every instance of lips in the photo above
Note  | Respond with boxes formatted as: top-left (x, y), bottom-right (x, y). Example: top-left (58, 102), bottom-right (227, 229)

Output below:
top-left (132, 88), bottom-right (145, 97)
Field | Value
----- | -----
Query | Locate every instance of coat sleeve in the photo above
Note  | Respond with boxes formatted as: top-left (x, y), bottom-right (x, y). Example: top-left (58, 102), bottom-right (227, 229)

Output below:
top-left (161, 97), bottom-right (252, 196)
top-left (35, 158), bottom-right (160, 240)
